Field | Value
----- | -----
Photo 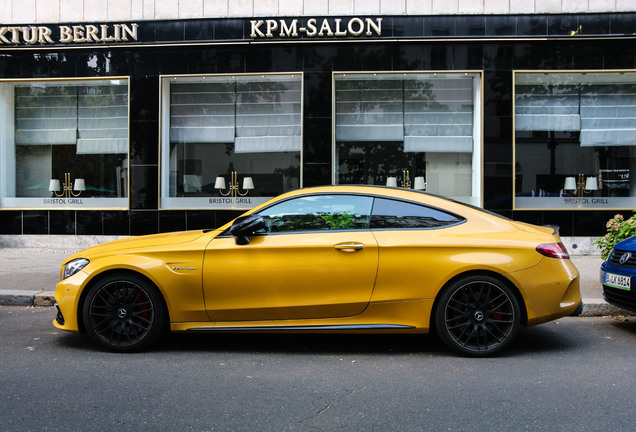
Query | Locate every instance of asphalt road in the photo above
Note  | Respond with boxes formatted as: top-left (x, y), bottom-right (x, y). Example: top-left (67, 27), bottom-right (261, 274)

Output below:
top-left (1, 306), bottom-right (635, 432)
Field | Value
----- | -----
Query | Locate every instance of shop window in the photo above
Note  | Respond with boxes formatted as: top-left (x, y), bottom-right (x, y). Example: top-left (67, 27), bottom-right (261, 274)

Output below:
top-left (514, 71), bottom-right (636, 209)
top-left (160, 73), bottom-right (302, 210)
top-left (333, 72), bottom-right (482, 206)
top-left (0, 78), bottom-right (129, 209)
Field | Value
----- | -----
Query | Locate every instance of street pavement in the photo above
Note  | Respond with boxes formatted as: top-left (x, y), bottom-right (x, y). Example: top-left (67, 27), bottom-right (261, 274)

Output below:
top-left (2, 307), bottom-right (634, 431)
top-left (0, 246), bottom-right (632, 316)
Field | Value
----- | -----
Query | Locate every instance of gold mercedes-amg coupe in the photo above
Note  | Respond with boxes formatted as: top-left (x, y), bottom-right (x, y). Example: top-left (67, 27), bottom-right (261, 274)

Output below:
top-left (54, 185), bottom-right (581, 356)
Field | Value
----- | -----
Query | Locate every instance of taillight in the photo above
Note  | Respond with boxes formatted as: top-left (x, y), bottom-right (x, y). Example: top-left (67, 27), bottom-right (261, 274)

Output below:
top-left (536, 242), bottom-right (570, 259)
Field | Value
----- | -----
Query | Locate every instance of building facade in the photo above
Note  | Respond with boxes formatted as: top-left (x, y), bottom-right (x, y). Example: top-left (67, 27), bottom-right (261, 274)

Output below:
top-left (1, 1), bottom-right (636, 250)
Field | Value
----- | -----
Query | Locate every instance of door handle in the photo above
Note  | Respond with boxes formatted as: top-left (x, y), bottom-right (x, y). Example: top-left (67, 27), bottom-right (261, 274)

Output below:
top-left (334, 242), bottom-right (365, 252)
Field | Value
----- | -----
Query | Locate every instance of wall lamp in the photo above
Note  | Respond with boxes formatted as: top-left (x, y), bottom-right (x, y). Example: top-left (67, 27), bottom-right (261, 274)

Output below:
top-left (386, 170), bottom-right (426, 190)
top-left (49, 173), bottom-right (85, 198)
top-left (564, 174), bottom-right (598, 197)
top-left (215, 171), bottom-right (254, 197)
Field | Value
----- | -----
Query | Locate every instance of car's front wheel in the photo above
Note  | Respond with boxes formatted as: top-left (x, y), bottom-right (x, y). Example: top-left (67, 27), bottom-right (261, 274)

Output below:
top-left (82, 273), bottom-right (166, 352)
top-left (434, 275), bottom-right (520, 357)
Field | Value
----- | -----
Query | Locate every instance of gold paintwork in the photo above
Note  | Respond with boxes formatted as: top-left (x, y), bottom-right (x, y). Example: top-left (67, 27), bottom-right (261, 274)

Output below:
top-left (54, 185), bottom-right (581, 337)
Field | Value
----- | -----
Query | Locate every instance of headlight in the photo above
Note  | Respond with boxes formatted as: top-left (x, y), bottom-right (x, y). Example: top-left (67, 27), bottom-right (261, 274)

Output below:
top-left (63, 258), bottom-right (90, 279)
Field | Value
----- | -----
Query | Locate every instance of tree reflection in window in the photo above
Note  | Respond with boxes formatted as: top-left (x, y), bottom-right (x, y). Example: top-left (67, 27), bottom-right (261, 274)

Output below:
top-left (258, 195), bottom-right (373, 233)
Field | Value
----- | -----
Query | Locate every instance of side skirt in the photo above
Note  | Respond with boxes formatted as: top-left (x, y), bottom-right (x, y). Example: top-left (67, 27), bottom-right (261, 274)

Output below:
top-left (186, 324), bottom-right (415, 332)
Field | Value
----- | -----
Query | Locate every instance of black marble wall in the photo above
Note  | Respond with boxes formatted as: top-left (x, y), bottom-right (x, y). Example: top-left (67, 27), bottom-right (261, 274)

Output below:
top-left (1, 14), bottom-right (635, 236)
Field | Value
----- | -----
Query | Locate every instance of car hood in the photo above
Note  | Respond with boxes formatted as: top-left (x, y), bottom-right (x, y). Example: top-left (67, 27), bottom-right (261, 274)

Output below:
top-left (614, 235), bottom-right (636, 251)
top-left (67, 230), bottom-right (211, 261)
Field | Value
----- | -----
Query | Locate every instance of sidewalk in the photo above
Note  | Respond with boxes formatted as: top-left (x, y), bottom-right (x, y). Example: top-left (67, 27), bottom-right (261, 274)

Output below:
top-left (0, 247), bottom-right (632, 316)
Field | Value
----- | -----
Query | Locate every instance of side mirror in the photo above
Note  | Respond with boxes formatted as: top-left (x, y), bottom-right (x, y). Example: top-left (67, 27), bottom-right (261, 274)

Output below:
top-left (229, 214), bottom-right (266, 245)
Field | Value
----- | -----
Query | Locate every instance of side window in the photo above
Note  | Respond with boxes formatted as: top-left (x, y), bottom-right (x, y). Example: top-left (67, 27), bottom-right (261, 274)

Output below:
top-left (370, 198), bottom-right (464, 229)
top-left (258, 195), bottom-right (373, 233)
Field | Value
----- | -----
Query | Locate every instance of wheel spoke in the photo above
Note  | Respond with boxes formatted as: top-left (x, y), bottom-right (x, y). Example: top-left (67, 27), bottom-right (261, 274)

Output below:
top-left (447, 304), bottom-right (469, 316)
top-left (123, 286), bottom-right (137, 303)
top-left (487, 324), bottom-right (506, 342)
top-left (449, 298), bottom-right (470, 309)
top-left (459, 325), bottom-right (477, 346)
top-left (95, 290), bottom-right (114, 306)
top-left (132, 315), bottom-right (152, 326)
top-left (476, 283), bottom-right (487, 307)
top-left (92, 316), bottom-right (113, 332)
top-left (447, 319), bottom-right (471, 330)
top-left (129, 320), bottom-right (147, 332)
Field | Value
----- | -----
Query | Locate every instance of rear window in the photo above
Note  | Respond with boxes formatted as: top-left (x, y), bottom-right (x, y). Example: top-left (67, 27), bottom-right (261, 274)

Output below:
top-left (370, 198), bottom-right (465, 229)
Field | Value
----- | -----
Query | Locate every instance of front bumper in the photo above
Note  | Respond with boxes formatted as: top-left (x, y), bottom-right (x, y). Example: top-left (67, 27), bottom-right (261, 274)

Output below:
top-left (603, 285), bottom-right (636, 313)
top-left (53, 270), bottom-right (90, 332)
top-left (54, 302), bottom-right (65, 325)
top-left (600, 262), bottom-right (636, 313)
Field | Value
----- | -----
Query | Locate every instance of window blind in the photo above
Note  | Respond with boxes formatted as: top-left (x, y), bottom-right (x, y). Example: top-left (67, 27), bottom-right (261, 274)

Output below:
top-left (169, 75), bottom-right (302, 153)
top-left (335, 74), bottom-right (474, 153)
top-left (170, 81), bottom-right (235, 143)
top-left (76, 85), bottom-right (128, 154)
top-left (580, 83), bottom-right (636, 147)
top-left (515, 85), bottom-right (581, 132)
top-left (15, 83), bottom-right (128, 154)
top-left (515, 73), bottom-right (636, 147)
top-left (234, 78), bottom-right (302, 153)
top-left (335, 78), bottom-right (404, 141)
top-left (15, 86), bottom-right (77, 145)
top-left (403, 77), bottom-right (474, 153)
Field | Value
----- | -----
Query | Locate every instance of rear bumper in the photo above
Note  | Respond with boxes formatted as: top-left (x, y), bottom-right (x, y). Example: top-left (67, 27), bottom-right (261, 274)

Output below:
top-left (507, 257), bottom-right (581, 326)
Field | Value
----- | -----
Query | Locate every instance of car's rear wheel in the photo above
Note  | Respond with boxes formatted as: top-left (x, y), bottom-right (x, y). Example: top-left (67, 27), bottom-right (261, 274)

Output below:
top-left (82, 273), bottom-right (166, 352)
top-left (434, 275), bottom-right (520, 357)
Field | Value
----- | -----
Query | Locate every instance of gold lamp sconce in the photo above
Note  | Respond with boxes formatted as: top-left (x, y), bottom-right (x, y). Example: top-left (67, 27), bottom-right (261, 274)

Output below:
top-left (215, 171), bottom-right (254, 197)
top-left (564, 174), bottom-right (598, 197)
top-left (386, 170), bottom-right (426, 190)
top-left (49, 173), bottom-right (85, 198)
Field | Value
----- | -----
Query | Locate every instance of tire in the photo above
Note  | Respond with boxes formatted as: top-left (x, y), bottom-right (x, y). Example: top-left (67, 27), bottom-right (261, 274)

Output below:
top-left (433, 275), bottom-right (520, 357)
top-left (82, 273), bottom-right (166, 353)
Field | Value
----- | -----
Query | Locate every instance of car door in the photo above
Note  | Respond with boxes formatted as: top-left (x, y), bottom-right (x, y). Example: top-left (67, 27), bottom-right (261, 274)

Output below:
top-left (203, 194), bottom-right (378, 321)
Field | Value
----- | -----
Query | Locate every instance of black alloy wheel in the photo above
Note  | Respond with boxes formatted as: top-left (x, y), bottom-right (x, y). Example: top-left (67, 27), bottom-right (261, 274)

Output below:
top-left (434, 275), bottom-right (520, 357)
top-left (83, 274), bottom-right (166, 352)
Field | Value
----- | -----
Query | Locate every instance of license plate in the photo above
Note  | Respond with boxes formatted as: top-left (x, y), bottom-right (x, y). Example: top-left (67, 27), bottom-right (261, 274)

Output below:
top-left (605, 272), bottom-right (631, 291)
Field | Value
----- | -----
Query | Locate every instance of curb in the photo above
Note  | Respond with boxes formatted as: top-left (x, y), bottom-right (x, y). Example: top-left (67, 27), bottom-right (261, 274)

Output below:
top-left (1, 290), bottom-right (634, 317)
top-left (0, 290), bottom-right (56, 307)
top-left (579, 300), bottom-right (635, 317)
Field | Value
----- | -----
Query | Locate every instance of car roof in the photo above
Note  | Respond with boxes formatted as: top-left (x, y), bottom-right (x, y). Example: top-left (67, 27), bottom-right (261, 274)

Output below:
top-left (247, 185), bottom-right (509, 222)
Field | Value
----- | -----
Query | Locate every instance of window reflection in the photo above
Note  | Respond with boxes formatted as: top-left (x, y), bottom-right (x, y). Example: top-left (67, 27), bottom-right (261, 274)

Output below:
top-left (337, 141), bottom-right (426, 186)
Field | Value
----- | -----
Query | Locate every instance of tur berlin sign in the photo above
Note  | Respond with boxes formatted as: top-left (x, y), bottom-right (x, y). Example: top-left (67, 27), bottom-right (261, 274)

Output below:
top-left (0, 23), bottom-right (138, 45)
